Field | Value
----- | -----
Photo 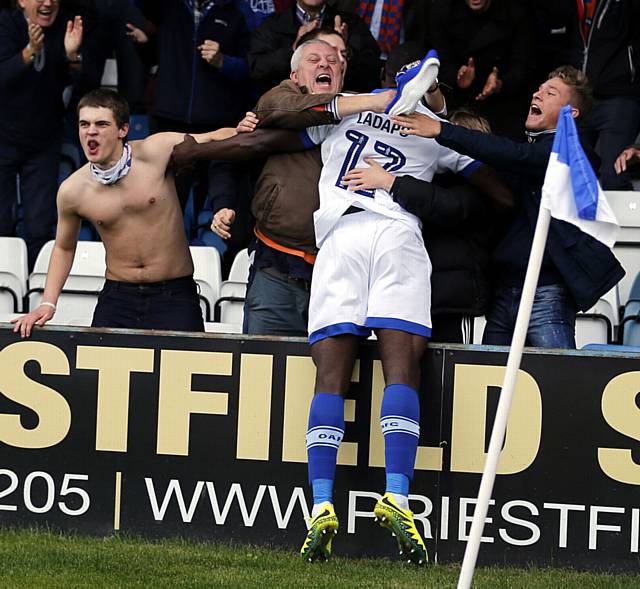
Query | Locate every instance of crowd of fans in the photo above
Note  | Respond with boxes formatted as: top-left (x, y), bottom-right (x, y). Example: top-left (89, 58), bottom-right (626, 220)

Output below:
top-left (1, 0), bottom-right (639, 345)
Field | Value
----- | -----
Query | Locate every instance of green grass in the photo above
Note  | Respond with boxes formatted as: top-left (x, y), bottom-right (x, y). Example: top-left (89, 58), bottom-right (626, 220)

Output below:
top-left (0, 529), bottom-right (638, 589)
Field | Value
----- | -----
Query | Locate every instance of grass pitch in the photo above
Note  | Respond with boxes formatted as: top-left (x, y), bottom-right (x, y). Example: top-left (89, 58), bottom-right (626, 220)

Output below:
top-left (0, 529), bottom-right (638, 589)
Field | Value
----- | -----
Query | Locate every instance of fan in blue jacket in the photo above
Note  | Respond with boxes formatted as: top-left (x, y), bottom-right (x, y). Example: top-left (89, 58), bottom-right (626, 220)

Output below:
top-left (392, 65), bottom-right (625, 349)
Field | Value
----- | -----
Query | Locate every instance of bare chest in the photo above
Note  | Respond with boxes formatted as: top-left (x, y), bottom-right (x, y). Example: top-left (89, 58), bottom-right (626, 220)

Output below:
top-left (78, 166), bottom-right (176, 229)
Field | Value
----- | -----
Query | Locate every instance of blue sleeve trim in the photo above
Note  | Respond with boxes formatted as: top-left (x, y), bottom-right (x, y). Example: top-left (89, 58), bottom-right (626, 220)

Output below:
top-left (300, 130), bottom-right (317, 149)
top-left (364, 317), bottom-right (431, 338)
top-left (309, 322), bottom-right (371, 345)
top-left (458, 159), bottom-right (482, 178)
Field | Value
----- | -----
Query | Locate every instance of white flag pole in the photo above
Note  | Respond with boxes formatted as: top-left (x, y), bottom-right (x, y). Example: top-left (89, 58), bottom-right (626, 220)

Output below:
top-left (457, 206), bottom-right (552, 589)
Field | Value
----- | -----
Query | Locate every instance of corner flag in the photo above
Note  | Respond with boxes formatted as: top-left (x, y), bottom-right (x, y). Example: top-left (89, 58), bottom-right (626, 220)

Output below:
top-left (540, 105), bottom-right (619, 248)
top-left (458, 105), bottom-right (620, 589)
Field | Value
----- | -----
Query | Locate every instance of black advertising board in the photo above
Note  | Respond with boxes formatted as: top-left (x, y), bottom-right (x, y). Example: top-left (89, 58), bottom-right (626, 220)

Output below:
top-left (0, 325), bottom-right (638, 570)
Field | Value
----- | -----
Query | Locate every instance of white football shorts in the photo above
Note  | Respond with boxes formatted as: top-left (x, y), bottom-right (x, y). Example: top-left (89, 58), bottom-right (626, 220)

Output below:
top-left (308, 209), bottom-right (432, 344)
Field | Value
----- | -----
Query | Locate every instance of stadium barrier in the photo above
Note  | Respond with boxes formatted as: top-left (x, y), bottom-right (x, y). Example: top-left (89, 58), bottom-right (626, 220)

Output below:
top-left (0, 324), bottom-right (639, 570)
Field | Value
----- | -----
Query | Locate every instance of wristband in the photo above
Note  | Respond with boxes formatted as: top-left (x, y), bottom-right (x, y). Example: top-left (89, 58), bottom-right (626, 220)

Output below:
top-left (26, 44), bottom-right (36, 61)
top-left (40, 301), bottom-right (57, 312)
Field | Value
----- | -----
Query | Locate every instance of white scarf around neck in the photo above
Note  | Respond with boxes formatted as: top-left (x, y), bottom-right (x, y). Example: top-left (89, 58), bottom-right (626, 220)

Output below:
top-left (90, 142), bottom-right (132, 185)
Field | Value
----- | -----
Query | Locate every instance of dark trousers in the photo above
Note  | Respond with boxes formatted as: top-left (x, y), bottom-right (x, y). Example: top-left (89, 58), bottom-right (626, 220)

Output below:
top-left (431, 314), bottom-right (469, 344)
top-left (581, 96), bottom-right (640, 190)
top-left (0, 141), bottom-right (60, 270)
top-left (92, 275), bottom-right (205, 331)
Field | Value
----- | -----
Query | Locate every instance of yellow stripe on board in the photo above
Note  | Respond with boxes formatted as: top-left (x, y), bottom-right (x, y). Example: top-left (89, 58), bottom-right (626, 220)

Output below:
top-left (114, 471), bottom-right (122, 530)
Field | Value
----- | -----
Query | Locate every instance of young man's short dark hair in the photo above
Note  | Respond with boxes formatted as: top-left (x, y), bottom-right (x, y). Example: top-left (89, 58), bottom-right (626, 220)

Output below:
top-left (77, 89), bottom-right (130, 129)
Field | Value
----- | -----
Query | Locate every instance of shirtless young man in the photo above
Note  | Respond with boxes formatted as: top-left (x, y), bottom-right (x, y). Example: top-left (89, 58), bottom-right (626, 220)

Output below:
top-left (12, 89), bottom-right (234, 337)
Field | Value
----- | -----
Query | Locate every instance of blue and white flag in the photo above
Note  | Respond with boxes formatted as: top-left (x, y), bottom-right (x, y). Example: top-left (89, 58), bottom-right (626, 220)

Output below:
top-left (541, 105), bottom-right (619, 248)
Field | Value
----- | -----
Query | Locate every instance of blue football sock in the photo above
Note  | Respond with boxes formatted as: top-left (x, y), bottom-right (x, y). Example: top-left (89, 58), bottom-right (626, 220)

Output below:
top-left (386, 472), bottom-right (409, 496)
top-left (311, 479), bottom-right (334, 507)
top-left (380, 384), bottom-right (420, 493)
top-left (306, 392), bottom-right (345, 505)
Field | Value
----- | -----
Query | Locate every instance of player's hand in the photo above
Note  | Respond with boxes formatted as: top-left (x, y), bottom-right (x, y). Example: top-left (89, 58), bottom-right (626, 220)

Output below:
top-left (64, 16), bottom-right (83, 58)
top-left (614, 147), bottom-right (640, 174)
top-left (392, 112), bottom-right (442, 138)
top-left (457, 57), bottom-right (475, 89)
top-left (236, 112), bottom-right (259, 133)
top-left (211, 208), bottom-right (236, 240)
top-left (333, 15), bottom-right (348, 39)
top-left (342, 157), bottom-right (395, 192)
top-left (126, 22), bottom-right (148, 44)
top-left (200, 39), bottom-right (223, 68)
top-left (11, 305), bottom-right (55, 339)
top-left (27, 18), bottom-right (45, 54)
top-left (293, 20), bottom-right (319, 48)
top-left (171, 134), bottom-right (199, 173)
top-left (476, 66), bottom-right (502, 101)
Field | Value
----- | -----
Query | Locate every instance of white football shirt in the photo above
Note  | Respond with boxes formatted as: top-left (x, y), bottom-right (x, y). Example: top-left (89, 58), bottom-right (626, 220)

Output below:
top-left (301, 100), bottom-right (480, 247)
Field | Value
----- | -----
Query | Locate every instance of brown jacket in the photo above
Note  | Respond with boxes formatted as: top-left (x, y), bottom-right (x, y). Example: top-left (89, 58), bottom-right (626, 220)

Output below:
top-left (251, 81), bottom-right (337, 254)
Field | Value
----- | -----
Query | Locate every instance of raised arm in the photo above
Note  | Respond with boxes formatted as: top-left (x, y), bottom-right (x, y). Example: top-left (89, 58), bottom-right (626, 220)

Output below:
top-left (392, 113), bottom-right (552, 177)
top-left (12, 184), bottom-right (82, 337)
top-left (133, 128), bottom-right (238, 170)
top-left (171, 128), bottom-right (307, 171)
top-left (335, 91), bottom-right (394, 118)
top-left (254, 80), bottom-right (394, 130)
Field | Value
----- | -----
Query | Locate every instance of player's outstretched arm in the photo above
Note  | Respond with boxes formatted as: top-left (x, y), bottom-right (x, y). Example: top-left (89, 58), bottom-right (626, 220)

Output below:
top-left (135, 129), bottom-right (238, 171)
top-left (171, 128), bottom-right (307, 171)
top-left (11, 184), bottom-right (81, 338)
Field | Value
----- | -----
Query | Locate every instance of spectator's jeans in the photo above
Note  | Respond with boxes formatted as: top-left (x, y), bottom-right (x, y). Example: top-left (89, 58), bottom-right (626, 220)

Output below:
top-left (244, 267), bottom-right (309, 337)
top-left (92, 276), bottom-right (204, 332)
top-left (581, 96), bottom-right (640, 190)
top-left (482, 284), bottom-right (577, 349)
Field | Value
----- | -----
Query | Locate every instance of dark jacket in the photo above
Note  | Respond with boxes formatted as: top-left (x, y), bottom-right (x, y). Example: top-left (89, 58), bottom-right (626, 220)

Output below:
top-left (531, 0), bottom-right (583, 81)
top-left (247, 0), bottom-right (380, 93)
top-left (140, 0), bottom-right (251, 127)
top-left (391, 173), bottom-right (493, 317)
top-left (0, 9), bottom-right (77, 150)
top-left (436, 122), bottom-right (625, 312)
top-left (430, 0), bottom-right (533, 102)
top-left (251, 80), bottom-right (337, 252)
top-left (582, 0), bottom-right (640, 99)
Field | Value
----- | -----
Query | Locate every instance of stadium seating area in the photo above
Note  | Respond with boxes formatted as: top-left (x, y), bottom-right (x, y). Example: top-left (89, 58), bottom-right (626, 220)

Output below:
top-left (0, 237), bottom-right (249, 335)
top-left (3, 187), bottom-right (640, 347)
top-left (3, 184), bottom-right (640, 346)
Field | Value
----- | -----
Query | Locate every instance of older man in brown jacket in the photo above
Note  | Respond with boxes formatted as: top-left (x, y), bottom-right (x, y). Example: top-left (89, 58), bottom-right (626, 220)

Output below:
top-left (212, 34), bottom-right (346, 336)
